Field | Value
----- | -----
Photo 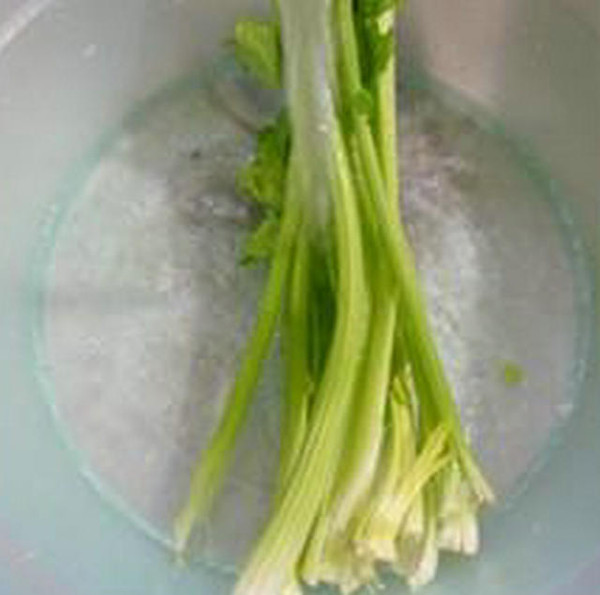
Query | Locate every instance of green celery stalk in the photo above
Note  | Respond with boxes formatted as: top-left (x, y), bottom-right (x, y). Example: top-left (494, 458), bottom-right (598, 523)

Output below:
top-left (335, 0), bottom-right (405, 290)
top-left (353, 373), bottom-right (419, 561)
top-left (174, 166), bottom-right (301, 555)
top-left (300, 282), bottom-right (395, 586)
top-left (176, 0), bottom-right (496, 591)
top-left (276, 229), bottom-right (312, 496)
top-left (233, 125), bottom-right (370, 595)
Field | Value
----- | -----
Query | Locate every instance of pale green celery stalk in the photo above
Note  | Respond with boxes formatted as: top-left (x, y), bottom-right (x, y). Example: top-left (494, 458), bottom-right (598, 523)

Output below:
top-left (329, 288), bottom-right (396, 525)
top-left (299, 504), bottom-right (332, 586)
top-left (233, 125), bottom-right (369, 595)
top-left (295, 4), bottom-right (403, 585)
top-left (392, 375), bottom-right (432, 573)
top-left (365, 0), bottom-right (493, 510)
top-left (276, 230), bottom-right (312, 497)
top-left (342, 0), bottom-right (493, 582)
top-left (394, 367), bottom-right (443, 587)
top-left (308, 260), bottom-right (335, 383)
top-left (332, 5), bottom-right (458, 586)
top-left (300, 279), bottom-right (395, 587)
top-left (367, 5), bottom-right (484, 493)
top-left (381, 421), bottom-right (449, 514)
top-left (436, 461), bottom-right (480, 555)
top-left (173, 167), bottom-right (300, 555)
top-left (372, 7), bottom-right (400, 212)
top-left (396, 259), bottom-right (495, 505)
top-left (377, 28), bottom-right (493, 501)
top-left (353, 421), bottom-right (449, 565)
top-left (372, 15), bottom-right (494, 502)
top-left (395, 493), bottom-right (427, 573)
top-left (335, 0), bottom-right (405, 290)
top-left (233, 1), bottom-right (369, 588)
top-left (402, 487), bottom-right (440, 589)
top-left (353, 374), bottom-right (419, 562)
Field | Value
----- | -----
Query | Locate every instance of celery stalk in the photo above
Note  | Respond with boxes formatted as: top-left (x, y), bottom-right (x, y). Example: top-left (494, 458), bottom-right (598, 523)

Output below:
top-left (174, 161), bottom-right (301, 555)
top-left (276, 229), bottom-right (312, 496)
top-left (233, 126), bottom-right (370, 595)
top-left (176, 0), bottom-right (496, 592)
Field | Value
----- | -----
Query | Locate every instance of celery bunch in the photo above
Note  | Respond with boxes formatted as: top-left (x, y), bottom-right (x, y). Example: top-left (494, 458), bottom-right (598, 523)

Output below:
top-left (176, 1), bottom-right (494, 593)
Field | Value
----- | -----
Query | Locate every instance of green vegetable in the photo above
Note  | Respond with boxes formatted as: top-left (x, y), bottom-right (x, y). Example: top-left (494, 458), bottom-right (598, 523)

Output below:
top-left (237, 111), bottom-right (290, 211)
top-left (501, 360), bottom-right (526, 387)
top-left (233, 20), bottom-right (282, 89)
top-left (176, 0), bottom-right (494, 592)
top-left (241, 213), bottom-right (280, 265)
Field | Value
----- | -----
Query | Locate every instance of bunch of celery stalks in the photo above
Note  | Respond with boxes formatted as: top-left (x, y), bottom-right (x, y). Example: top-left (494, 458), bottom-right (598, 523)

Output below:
top-left (175, 0), bottom-right (495, 593)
